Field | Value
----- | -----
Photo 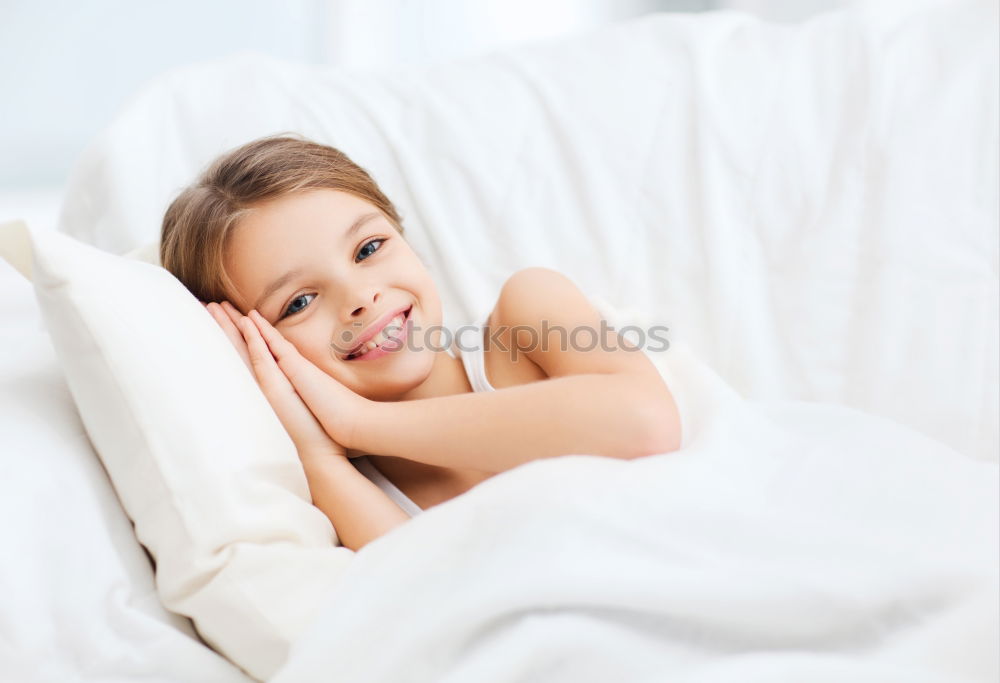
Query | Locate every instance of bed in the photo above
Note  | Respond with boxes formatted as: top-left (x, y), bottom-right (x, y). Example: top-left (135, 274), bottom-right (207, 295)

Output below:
top-left (1, 1), bottom-right (997, 681)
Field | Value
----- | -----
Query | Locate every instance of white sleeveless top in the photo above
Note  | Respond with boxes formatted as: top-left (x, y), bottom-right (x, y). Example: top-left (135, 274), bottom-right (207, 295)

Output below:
top-left (350, 313), bottom-right (494, 518)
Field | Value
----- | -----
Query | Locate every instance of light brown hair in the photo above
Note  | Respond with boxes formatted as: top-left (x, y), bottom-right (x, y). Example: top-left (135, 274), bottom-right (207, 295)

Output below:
top-left (160, 133), bottom-right (404, 305)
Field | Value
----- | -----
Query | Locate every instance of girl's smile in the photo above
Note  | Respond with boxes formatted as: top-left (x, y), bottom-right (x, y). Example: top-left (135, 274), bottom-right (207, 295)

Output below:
top-left (343, 305), bottom-right (412, 361)
top-left (222, 188), bottom-right (446, 402)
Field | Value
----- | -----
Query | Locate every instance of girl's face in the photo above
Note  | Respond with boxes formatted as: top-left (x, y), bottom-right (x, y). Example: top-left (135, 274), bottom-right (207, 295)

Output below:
top-left (223, 188), bottom-right (443, 401)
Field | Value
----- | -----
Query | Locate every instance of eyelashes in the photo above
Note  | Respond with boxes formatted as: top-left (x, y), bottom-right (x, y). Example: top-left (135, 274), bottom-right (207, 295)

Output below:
top-left (278, 237), bottom-right (387, 320)
top-left (356, 237), bottom-right (385, 262)
top-left (282, 292), bottom-right (316, 318)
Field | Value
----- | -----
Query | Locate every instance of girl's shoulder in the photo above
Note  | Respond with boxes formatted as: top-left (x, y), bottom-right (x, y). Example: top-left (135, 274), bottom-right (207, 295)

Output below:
top-left (475, 266), bottom-right (587, 390)
top-left (479, 276), bottom-right (550, 390)
top-left (490, 267), bottom-right (671, 391)
top-left (490, 267), bottom-right (610, 379)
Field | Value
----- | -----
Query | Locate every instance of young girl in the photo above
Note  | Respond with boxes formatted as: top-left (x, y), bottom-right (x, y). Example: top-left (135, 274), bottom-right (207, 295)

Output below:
top-left (160, 134), bottom-right (681, 551)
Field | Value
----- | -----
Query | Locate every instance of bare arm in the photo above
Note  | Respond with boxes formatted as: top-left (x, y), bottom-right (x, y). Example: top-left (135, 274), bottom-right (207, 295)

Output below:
top-left (352, 371), bottom-right (672, 473)
top-left (300, 452), bottom-right (410, 551)
top-left (354, 268), bottom-right (681, 473)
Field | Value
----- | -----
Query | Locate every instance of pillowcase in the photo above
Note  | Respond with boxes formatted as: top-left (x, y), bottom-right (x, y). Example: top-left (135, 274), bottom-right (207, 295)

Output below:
top-left (0, 219), bottom-right (353, 681)
top-left (0, 240), bottom-right (255, 681)
top-left (124, 237), bottom-right (162, 266)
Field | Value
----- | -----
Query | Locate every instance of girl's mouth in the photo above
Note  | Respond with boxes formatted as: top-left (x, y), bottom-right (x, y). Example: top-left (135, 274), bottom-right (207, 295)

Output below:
top-left (344, 306), bottom-right (412, 361)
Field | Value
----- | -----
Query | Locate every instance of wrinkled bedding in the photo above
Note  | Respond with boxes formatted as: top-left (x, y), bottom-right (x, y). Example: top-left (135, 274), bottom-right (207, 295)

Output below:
top-left (272, 342), bottom-right (998, 682)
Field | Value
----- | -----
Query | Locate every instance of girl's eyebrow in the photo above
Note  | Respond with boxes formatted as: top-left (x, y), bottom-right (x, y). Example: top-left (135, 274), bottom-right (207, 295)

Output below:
top-left (343, 212), bottom-right (380, 241)
top-left (252, 211), bottom-right (381, 313)
top-left (254, 267), bottom-right (304, 313)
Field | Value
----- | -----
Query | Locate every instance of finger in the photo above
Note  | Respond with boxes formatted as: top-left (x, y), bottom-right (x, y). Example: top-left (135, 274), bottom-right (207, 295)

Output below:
top-left (207, 302), bottom-right (253, 371)
top-left (248, 309), bottom-right (339, 394)
top-left (219, 300), bottom-right (243, 322)
top-left (236, 316), bottom-right (341, 454)
top-left (237, 315), bottom-right (298, 399)
top-left (224, 304), bottom-right (271, 373)
top-left (219, 301), bottom-right (250, 332)
top-left (206, 302), bottom-right (240, 339)
top-left (247, 309), bottom-right (303, 361)
top-left (246, 309), bottom-right (321, 389)
top-left (247, 309), bottom-right (357, 441)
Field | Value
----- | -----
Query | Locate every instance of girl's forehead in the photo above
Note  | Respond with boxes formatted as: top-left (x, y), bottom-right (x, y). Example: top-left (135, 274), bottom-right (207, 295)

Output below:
top-left (260, 188), bottom-right (373, 216)
top-left (224, 196), bottom-right (402, 305)
top-left (239, 192), bottom-right (381, 241)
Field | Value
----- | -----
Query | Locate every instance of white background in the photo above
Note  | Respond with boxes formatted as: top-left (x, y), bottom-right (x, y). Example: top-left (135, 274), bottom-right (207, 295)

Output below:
top-left (0, 0), bottom-right (850, 232)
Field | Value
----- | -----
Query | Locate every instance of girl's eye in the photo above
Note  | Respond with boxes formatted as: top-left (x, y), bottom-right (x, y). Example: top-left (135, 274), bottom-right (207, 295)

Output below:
top-left (278, 238), bottom-right (386, 320)
top-left (356, 238), bottom-right (386, 262)
top-left (281, 293), bottom-right (316, 319)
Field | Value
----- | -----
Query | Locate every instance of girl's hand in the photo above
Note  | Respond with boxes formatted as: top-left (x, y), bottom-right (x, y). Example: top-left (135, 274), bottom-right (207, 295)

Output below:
top-left (204, 301), bottom-right (348, 460)
top-left (240, 308), bottom-right (371, 452)
top-left (204, 301), bottom-right (252, 373)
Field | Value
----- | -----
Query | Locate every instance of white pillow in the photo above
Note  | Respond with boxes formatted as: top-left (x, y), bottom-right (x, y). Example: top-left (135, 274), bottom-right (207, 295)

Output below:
top-left (124, 237), bottom-right (162, 266)
top-left (0, 219), bottom-right (353, 681)
top-left (0, 241), bottom-right (250, 682)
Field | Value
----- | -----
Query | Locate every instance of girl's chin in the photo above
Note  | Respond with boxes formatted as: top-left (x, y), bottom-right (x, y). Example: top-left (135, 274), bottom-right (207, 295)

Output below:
top-left (353, 353), bottom-right (436, 399)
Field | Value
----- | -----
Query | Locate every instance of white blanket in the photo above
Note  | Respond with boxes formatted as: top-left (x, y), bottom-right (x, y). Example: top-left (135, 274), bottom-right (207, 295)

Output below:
top-left (273, 344), bottom-right (998, 682)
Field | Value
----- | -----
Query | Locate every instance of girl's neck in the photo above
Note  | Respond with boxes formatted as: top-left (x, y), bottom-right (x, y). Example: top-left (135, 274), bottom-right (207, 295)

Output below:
top-left (394, 348), bottom-right (472, 402)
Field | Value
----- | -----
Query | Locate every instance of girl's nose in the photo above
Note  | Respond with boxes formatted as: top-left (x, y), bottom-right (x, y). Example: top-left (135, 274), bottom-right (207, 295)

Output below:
top-left (347, 290), bottom-right (380, 320)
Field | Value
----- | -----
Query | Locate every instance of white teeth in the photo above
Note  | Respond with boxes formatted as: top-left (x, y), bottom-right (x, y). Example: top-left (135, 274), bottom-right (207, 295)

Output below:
top-left (348, 341), bottom-right (376, 359)
top-left (377, 315), bottom-right (405, 343)
top-left (350, 313), bottom-right (406, 358)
